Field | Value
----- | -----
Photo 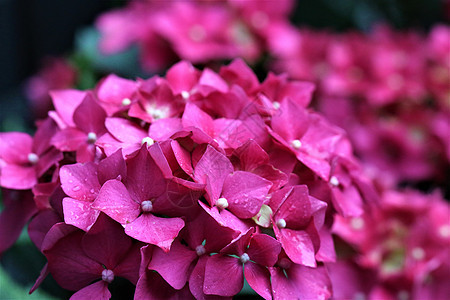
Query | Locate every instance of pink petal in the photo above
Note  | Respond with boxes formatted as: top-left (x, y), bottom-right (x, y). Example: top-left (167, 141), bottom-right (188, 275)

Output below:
top-left (222, 171), bottom-right (272, 219)
top-left (28, 209), bottom-right (61, 250)
top-left (171, 140), bottom-right (194, 177)
top-left (125, 214), bottom-right (184, 252)
top-left (50, 89), bottom-right (86, 127)
top-left (148, 239), bottom-right (197, 289)
top-left (73, 92), bottom-right (107, 135)
top-left (149, 118), bottom-right (183, 141)
top-left (198, 68), bottom-right (228, 94)
top-left (97, 149), bottom-right (126, 185)
top-left (70, 280), bottom-right (111, 300)
top-left (60, 162), bottom-right (100, 201)
top-left (125, 145), bottom-right (167, 201)
top-left (29, 263), bottom-right (49, 294)
top-left (287, 264), bottom-right (332, 300)
top-left (274, 227), bottom-right (316, 267)
top-left (235, 140), bottom-right (269, 171)
top-left (105, 117), bottom-right (147, 144)
top-left (182, 103), bottom-right (215, 137)
top-left (45, 231), bottom-right (103, 290)
top-left (51, 128), bottom-right (87, 151)
top-left (0, 164), bottom-right (36, 190)
top-left (82, 213), bottom-right (132, 269)
top-left (135, 269), bottom-right (195, 300)
top-left (244, 263), bottom-right (272, 300)
top-left (0, 190), bottom-right (36, 254)
top-left (199, 201), bottom-right (251, 234)
top-left (96, 74), bottom-right (136, 105)
top-left (194, 145), bottom-right (233, 203)
top-left (203, 255), bottom-right (243, 297)
top-left (247, 234), bottom-right (281, 267)
top-left (0, 132), bottom-right (32, 164)
top-left (271, 98), bottom-right (309, 143)
top-left (166, 61), bottom-right (199, 94)
top-left (92, 180), bottom-right (140, 224)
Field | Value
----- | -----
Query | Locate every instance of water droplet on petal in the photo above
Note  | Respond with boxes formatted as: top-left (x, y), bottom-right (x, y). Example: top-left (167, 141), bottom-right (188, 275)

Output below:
top-left (72, 186), bottom-right (81, 192)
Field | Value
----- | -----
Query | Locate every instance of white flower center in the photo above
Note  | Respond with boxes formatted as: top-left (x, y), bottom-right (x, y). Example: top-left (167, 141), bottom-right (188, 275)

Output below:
top-left (411, 247), bottom-right (425, 260)
top-left (272, 101), bottom-right (280, 109)
top-left (27, 153), bottom-right (39, 165)
top-left (122, 98), bottom-right (131, 106)
top-left (195, 245), bottom-right (206, 256)
top-left (181, 91), bottom-right (190, 100)
top-left (141, 200), bottom-right (153, 212)
top-left (350, 217), bottom-right (364, 230)
top-left (276, 218), bottom-right (287, 229)
top-left (291, 139), bottom-right (302, 149)
top-left (87, 132), bottom-right (97, 144)
top-left (216, 197), bottom-right (229, 210)
top-left (329, 176), bottom-right (340, 187)
top-left (189, 25), bottom-right (206, 42)
top-left (141, 137), bottom-right (154, 146)
top-left (102, 269), bottom-right (114, 283)
top-left (239, 253), bottom-right (250, 264)
top-left (439, 225), bottom-right (450, 238)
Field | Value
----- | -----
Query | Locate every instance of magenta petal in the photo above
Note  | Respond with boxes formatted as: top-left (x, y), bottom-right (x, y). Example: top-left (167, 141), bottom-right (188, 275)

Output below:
top-left (29, 263), bottom-right (49, 294)
top-left (275, 228), bottom-right (316, 267)
top-left (182, 103), bottom-right (214, 137)
top-left (189, 256), bottom-right (231, 300)
top-left (247, 234), bottom-right (281, 267)
top-left (60, 162), bottom-right (100, 201)
top-left (50, 89), bottom-right (86, 127)
top-left (97, 74), bottom-right (136, 104)
top-left (0, 190), bottom-right (36, 254)
top-left (125, 145), bottom-right (166, 201)
top-left (244, 263), bottom-right (272, 300)
top-left (97, 149), bottom-right (126, 185)
top-left (0, 164), bottom-right (36, 190)
top-left (204, 255), bottom-right (243, 297)
top-left (222, 171), bottom-right (272, 219)
top-left (135, 269), bottom-right (195, 300)
top-left (70, 281), bottom-right (111, 300)
top-left (82, 213), bottom-right (132, 269)
top-left (113, 243), bottom-right (141, 285)
top-left (149, 118), bottom-right (183, 141)
top-left (28, 209), bottom-right (61, 250)
top-left (45, 231), bottom-right (103, 290)
top-left (194, 145), bottom-right (233, 203)
top-left (51, 128), bottom-right (87, 151)
top-left (125, 214), bottom-right (184, 252)
top-left (73, 92), bottom-right (107, 135)
top-left (199, 202), bottom-right (250, 234)
top-left (166, 61), bottom-right (199, 93)
top-left (287, 264), bottom-right (332, 300)
top-left (171, 140), bottom-right (194, 176)
top-left (269, 267), bottom-right (299, 300)
top-left (93, 180), bottom-right (140, 224)
top-left (0, 132), bottom-right (32, 164)
top-left (271, 98), bottom-right (309, 143)
top-left (148, 239), bottom-right (197, 289)
top-left (41, 222), bottom-right (78, 252)
top-left (105, 117), bottom-right (147, 144)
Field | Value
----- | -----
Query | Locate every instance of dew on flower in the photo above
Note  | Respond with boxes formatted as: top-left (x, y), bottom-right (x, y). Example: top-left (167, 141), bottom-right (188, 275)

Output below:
top-left (102, 269), bottom-right (114, 283)
top-left (27, 153), bottom-right (39, 165)
top-left (72, 186), bottom-right (81, 192)
top-left (87, 132), bottom-right (97, 144)
top-left (272, 101), bottom-right (280, 109)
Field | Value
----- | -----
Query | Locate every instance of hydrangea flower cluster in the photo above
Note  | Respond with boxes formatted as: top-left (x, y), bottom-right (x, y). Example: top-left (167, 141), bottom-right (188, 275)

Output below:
top-left (96, 0), bottom-right (295, 71)
top-left (273, 25), bottom-right (450, 186)
top-left (330, 189), bottom-right (450, 300)
top-left (0, 59), bottom-right (377, 299)
top-left (94, 0), bottom-right (449, 185)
